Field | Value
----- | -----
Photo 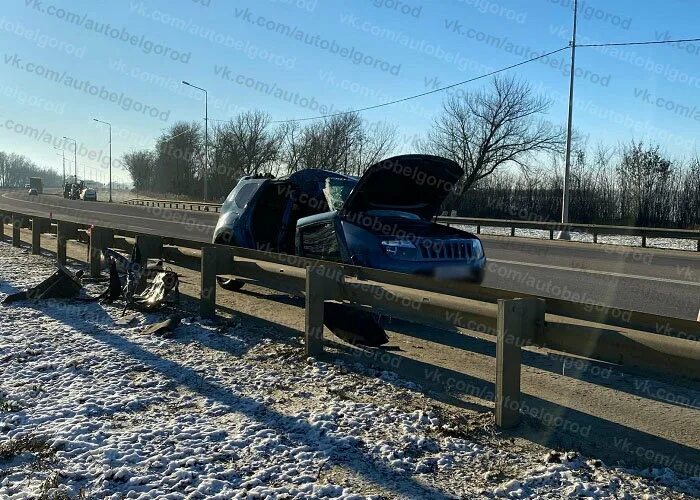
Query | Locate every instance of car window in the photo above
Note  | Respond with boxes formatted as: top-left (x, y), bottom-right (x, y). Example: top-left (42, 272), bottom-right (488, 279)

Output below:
top-left (323, 177), bottom-right (357, 211)
top-left (235, 181), bottom-right (262, 208)
top-left (300, 222), bottom-right (342, 262)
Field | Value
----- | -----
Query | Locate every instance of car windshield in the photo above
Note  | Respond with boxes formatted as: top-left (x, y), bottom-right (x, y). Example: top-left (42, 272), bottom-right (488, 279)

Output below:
top-left (323, 177), bottom-right (357, 211)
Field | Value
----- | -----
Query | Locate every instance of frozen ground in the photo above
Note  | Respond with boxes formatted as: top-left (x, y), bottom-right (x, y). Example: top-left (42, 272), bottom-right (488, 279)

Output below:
top-left (456, 225), bottom-right (699, 251)
top-left (1, 243), bottom-right (698, 499)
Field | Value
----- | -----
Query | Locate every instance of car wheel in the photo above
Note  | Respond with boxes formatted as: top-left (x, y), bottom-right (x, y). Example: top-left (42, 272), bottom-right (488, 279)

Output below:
top-left (215, 233), bottom-right (245, 291)
top-left (217, 276), bottom-right (245, 291)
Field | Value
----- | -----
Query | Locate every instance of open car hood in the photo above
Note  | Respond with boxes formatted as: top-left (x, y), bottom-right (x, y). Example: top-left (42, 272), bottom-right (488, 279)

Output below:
top-left (341, 155), bottom-right (463, 220)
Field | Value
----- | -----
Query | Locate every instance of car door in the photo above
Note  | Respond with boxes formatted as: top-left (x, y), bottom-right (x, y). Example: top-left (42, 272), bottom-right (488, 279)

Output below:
top-left (297, 216), bottom-right (347, 263)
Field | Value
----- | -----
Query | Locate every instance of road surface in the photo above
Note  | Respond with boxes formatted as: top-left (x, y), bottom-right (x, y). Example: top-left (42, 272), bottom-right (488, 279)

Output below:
top-left (2, 191), bottom-right (699, 320)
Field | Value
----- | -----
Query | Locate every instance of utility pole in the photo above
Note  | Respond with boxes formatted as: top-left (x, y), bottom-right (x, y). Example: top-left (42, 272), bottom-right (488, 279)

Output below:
top-left (558, 0), bottom-right (578, 240)
top-left (54, 146), bottom-right (65, 186)
top-left (182, 80), bottom-right (208, 201)
top-left (63, 136), bottom-right (77, 183)
top-left (93, 118), bottom-right (112, 202)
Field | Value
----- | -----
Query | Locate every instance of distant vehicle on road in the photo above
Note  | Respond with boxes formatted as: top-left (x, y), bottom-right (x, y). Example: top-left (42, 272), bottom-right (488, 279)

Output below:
top-left (64, 181), bottom-right (85, 200)
top-left (28, 188), bottom-right (38, 196)
top-left (29, 177), bottom-right (43, 195)
top-left (213, 154), bottom-right (486, 290)
top-left (80, 187), bottom-right (97, 201)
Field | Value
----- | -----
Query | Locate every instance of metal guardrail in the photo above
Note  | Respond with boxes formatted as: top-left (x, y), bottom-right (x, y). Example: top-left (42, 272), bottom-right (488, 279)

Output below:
top-left (440, 216), bottom-right (700, 250)
top-left (123, 198), bottom-right (222, 213)
top-left (123, 198), bottom-right (700, 250)
top-left (2, 208), bottom-right (700, 429)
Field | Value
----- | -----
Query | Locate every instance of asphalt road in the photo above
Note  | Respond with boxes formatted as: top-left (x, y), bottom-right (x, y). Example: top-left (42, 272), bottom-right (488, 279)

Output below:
top-left (2, 191), bottom-right (699, 320)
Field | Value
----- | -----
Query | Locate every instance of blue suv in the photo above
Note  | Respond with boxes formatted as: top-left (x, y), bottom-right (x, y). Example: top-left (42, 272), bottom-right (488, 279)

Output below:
top-left (213, 154), bottom-right (486, 290)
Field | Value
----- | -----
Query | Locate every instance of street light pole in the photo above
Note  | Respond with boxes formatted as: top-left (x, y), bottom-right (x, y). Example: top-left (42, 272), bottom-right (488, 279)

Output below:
top-left (54, 146), bottom-right (65, 186)
top-left (93, 118), bottom-right (112, 202)
top-left (63, 136), bottom-right (77, 183)
top-left (182, 80), bottom-right (208, 201)
top-left (559, 0), bottom-right (578, 240)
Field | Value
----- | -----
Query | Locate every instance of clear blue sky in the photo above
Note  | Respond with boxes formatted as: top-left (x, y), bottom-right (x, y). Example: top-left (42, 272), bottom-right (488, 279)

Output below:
top-left (1, 0), bottom-right (699, 183)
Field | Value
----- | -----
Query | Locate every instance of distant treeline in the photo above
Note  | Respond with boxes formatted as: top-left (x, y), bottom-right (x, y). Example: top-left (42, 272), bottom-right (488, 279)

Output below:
top-left (457, 143), bottom-right (700, 229)
top-left (122, 110), bottom-right (396, 201)
top-left (0, 151), bottom-right (63, 188)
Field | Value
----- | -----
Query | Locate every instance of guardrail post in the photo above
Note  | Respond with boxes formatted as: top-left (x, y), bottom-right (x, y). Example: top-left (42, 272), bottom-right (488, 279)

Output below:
top-left (477, 225), bottom-right (481, 234)
top-left (593, 232), bottom-right (598, 244)
top-left (31, 217), bottom-right (48, 255)
top-left (201, 246), bottom-right (217, 318)
top-left (200, 245), bottom-right (236, 319)
top-left (642, 235), bottom-right (647, 248)
top-left (510, 226), bottom-right (515, 237)
top-left (134, 235), bottom-right (163, 268)
top-left (549, 228), bottom-right (554, 240)
top-left (305, 266), bottom-right (329, 356)
top-left (0, 211), bottom-right (6, 239)
top-left (11, 214), bottom-right (23, 247)
top-left (56, 222), bottom-right (78, 265)
top-left (495, 298), bottom-right (545, 429)
top-left (89, 227), bottom-right (114, 278)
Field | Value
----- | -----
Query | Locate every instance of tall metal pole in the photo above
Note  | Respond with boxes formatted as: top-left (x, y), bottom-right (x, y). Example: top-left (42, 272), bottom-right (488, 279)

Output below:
top-left (109, 125), bottom-right (112, 202)
top-left (63, 136), bottom-right (77, 183)
top-left (559, 0), bottom-right (578, 239)
top-left (205, 89), bottom-right (208, 201)
top-left (54, 147), bottom-right (65, 185)
top-left (94, 119), bottom-right (113, 202)
top-left (182, 80), bottom-right (208, 201)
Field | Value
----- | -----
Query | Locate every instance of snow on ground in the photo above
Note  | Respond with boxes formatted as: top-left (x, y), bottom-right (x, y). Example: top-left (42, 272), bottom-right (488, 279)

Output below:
top-left (1, 243), bottom-right (698, 499)
top-left (456, 225), bottom-right (699, 252)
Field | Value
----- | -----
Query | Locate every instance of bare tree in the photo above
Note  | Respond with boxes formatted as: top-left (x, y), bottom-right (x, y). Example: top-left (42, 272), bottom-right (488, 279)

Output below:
top-left (278, 121), bottom-right (305, 173)
top-left (153, 122), bottom-right (202, 195)
top-left (348, 120), bottom-right (397, 176)
top-left (0, 151), bottom-right (62, 188)
top-left (617, 141), bottom-right (672, 226)
top-left (280, 112), bottom-right (396, 175)
top-left (419, 75), bottom-right (565, 193)
top-left (216, 111), bottom-right (280, 176)
top-left (122, 150), bottom-right (155, 191)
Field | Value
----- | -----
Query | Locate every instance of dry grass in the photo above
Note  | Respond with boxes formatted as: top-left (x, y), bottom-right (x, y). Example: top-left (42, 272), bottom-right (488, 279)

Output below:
top-left (0, 435), bottom-right (55, 463)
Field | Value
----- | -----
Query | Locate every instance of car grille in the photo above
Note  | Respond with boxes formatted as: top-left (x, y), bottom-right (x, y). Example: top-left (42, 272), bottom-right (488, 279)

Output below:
top-left (418, 239), bottom-right (473, 260)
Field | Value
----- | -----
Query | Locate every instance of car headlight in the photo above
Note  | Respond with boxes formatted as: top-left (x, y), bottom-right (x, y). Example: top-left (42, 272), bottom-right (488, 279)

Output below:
top-left (381, 239), bottom-right (417, 258)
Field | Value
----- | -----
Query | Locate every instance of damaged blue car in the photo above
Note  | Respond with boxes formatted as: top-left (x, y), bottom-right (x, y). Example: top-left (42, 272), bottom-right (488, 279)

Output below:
top-left (213, 154), bottom-right (486, 291)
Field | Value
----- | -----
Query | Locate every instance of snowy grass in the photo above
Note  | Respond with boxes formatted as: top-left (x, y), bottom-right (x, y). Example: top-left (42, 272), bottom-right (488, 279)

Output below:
top-left (456, 225), bottom-right (699, 251)
top-left (1, 244), bottom-right (698, 498)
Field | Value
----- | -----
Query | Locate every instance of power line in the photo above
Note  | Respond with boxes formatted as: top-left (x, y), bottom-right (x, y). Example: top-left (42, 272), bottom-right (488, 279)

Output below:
top-left (270, 46), bottom-right (570, 124)
top-left (576, 37), bottom-right (700, 48)
top-left (206, 36), bottom-right (700, 126)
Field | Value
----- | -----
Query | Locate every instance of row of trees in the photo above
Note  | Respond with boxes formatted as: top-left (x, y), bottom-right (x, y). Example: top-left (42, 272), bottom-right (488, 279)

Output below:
top-left (120, 75), bottom-right (699, 228)
top-left (123, 111), bottom-right (397, 200)
top-left (0, 152), bottom-right (62, 188)
top-left (458, 143), bottom-right (700, 228)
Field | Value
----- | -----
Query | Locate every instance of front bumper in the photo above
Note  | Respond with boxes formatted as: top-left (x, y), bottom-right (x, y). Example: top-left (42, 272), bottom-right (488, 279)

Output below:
top-left (366, 254), bottom-right (487, 284)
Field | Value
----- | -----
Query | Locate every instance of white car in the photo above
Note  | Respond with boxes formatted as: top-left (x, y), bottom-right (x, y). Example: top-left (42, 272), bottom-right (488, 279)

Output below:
top-left (80, 188), bottom-right (97, 201)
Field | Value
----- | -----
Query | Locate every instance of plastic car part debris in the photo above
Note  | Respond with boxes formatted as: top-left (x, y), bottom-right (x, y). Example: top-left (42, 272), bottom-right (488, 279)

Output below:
top-left (322, 302), bottom-right (389, 347)
top-left (114, 314), bottom-right (137, 326)
top-left (142, 315), bottom-right (181, 338)
top-left (131, 270), bottom-right (179, 311)
top-left (2, 265), bottom-right (82, 304)
top-left (102, 246), bottom-right (179, 313)
top-left (98, 259), bottom-right (122, 304)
